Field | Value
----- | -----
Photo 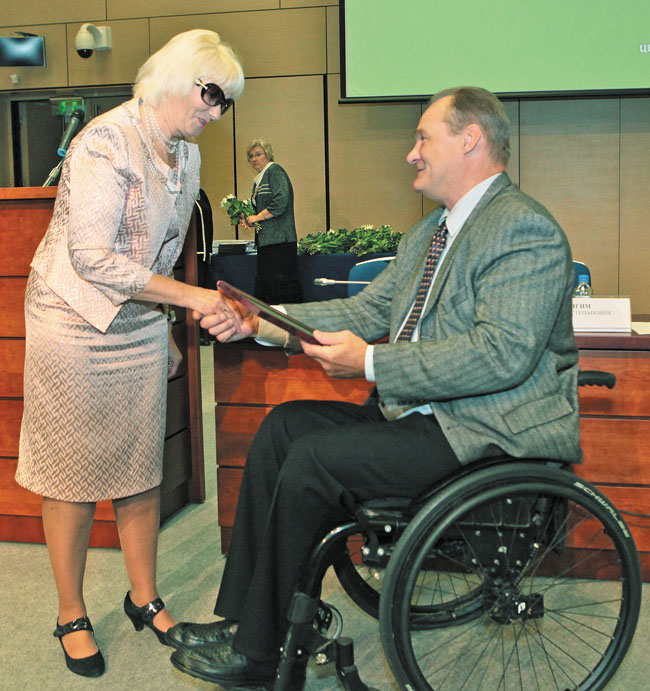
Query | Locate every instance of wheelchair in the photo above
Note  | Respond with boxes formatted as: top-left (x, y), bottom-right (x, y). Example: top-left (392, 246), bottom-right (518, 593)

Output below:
top-left (273, 371), bottom-right (642, 691)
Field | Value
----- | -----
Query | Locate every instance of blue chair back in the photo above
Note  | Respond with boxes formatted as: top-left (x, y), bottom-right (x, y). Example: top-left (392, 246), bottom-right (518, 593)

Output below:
top-left (348, 256), bottom-right (395, 296)
top-left (350, 258), bottom-right (588, 296)
top-left (572, 260), bottom-right (591, 290)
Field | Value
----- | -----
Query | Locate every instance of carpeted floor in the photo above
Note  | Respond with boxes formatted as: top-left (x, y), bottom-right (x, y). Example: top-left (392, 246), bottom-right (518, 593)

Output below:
top-left (1, 345), bottom-right (648, 690)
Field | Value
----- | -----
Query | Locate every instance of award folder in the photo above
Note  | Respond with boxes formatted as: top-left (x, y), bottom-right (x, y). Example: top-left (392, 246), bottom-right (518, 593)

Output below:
top-left (217, 280), bottom-right (320, 345)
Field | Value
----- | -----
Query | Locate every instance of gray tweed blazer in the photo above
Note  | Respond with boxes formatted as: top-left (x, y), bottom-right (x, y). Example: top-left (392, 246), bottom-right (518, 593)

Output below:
top-left (286, 173), bottom-right (580, 465)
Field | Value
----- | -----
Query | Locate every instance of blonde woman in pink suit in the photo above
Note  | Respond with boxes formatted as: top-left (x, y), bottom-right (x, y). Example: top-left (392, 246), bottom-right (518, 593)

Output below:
top-left (15, 29), bottom-right (243, 678)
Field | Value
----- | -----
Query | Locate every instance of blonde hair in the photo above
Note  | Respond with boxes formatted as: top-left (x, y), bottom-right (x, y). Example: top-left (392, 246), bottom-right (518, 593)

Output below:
top-left (133, 29), bottom-right (244, 107)
top-left (246, 138), bottom-right (274, 161)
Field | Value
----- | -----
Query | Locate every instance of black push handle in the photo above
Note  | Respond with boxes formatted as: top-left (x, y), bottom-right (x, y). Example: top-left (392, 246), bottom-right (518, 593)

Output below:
top-left (578, 370), bottom-right (616, 388)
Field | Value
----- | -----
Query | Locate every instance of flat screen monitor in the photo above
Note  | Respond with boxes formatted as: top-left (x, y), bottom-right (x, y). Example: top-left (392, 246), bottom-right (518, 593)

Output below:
top-left (0, 36), bottom-right (46, 67)
top-left (340, 0), bottom-right (650, 101)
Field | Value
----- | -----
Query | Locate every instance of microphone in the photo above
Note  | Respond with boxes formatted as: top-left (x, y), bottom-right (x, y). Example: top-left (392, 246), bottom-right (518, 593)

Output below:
top-left (314, 278), bottom-right (370, 286)
top-left (57, 108), bottom-right (85, 157)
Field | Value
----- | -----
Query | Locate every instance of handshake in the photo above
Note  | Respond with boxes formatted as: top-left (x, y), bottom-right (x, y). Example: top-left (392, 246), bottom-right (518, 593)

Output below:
top-left (188, 282), bottom-right (369, 380)
top-left (190, 286), bottom-right (258, 344)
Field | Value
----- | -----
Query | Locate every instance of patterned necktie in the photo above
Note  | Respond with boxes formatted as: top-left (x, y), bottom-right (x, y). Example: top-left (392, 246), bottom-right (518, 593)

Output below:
top-left (397, 220), bottom-right (449, 342)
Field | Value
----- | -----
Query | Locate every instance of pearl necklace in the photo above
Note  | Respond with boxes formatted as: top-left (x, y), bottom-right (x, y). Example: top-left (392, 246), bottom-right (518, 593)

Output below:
top-left (131, 100), bottom-right (186, 195)
top-left (143, 104), bottom-right (179, 154)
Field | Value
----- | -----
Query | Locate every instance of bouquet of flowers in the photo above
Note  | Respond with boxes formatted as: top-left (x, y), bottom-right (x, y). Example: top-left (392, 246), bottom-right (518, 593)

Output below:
top-left (220, 194), bottom-right (260, 230)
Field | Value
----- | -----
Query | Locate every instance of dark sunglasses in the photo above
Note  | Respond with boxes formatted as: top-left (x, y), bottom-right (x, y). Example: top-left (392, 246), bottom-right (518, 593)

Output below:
top-left (194, 78), bottom-right (233, 114)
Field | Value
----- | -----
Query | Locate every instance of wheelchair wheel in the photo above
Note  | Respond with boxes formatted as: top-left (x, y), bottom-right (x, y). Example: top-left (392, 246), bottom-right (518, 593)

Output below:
top-left (335, 533), bottom-right (486, 627)
top-left (334, 486), bottom-right (495, 624)
top-left (379, 463), bottom-right (641, 691)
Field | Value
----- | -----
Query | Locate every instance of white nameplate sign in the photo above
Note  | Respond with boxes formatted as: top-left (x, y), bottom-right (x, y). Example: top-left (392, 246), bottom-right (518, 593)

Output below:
top-left (572, 297), bottom-right (631, 332)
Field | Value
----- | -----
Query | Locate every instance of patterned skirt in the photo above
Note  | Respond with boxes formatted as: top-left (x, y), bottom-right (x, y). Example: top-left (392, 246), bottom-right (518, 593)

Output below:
top-left (15, 271), bottom-right (168, 502)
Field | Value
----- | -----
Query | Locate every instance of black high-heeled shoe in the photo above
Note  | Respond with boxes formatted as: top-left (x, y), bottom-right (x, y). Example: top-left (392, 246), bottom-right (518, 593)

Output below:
top-left (123, 591), bottom-right (173, 646)
top-left (53, 616), bottom-right (105, 678)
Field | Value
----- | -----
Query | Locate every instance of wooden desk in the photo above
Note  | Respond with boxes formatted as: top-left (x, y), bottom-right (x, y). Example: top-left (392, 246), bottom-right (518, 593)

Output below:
top-left (213, 340), bottom-right (373, 552)
top-left (214, 333), bottom-right (650, 578)
top-left (0, 187), bottom-right (204, 547)
top-left (574, 332), bottom-right (650, 577)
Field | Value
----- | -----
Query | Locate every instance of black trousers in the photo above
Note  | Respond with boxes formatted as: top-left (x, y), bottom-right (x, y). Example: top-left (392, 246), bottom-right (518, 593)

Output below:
top-left (255, 241), bottom-right (302, 304)
top-left (214, 399), bottom-right (461, 663)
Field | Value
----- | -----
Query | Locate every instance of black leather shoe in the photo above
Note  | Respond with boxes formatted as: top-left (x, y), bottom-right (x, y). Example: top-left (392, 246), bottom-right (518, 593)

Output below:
top-left (123, 591), bottom-right (173, 646)
top-left (166, 619), bottom-right (237, 649)
top-left (170, 640), bottom-right (277, 686)
top-left (53, 616), bottom-right (105, 678)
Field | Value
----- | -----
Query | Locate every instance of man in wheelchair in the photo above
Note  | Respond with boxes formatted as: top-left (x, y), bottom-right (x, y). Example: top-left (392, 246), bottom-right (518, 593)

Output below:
top-left (170, 86), bottom-right (583, 687)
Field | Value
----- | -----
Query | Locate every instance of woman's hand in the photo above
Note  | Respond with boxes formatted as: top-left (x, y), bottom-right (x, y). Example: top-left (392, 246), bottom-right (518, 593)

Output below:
top-left (241, 213), bottom-right (254, 230)
top-left (191, 287), bottom-right (241, 321)
top-left (167, 327), bottom-right (183, 379)
top-left (199, 300), bottom-right (259, 342)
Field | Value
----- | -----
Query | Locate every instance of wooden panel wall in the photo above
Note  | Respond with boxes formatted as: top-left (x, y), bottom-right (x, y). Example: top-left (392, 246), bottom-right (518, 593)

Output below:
top-left (502, 101), bottom-right (520, 184)
top-left (149, 8), bottom-right (327, 78)
top-left (282, 0), bottom-right (338, 7)
top-left (327, 75), bottom-right (423, 231)
top-left (0, 24), bottom-right (68, 91)
top-left (0, 0), bottom-right (106, 27)
top-left (519, 99), bottom-right (620, 297)
top-left (1, 0), bottom-right (649, 313)
top-left (326, 5), bottom-right (340, 74)
top-left (620, 98), bottom-right (650, 313)
top-left (109, 0), bottom-right (277, 20)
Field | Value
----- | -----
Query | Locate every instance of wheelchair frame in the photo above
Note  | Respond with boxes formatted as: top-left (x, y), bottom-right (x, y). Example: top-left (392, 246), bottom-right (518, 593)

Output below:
top-left (273, 373), bottom-right (642, 691)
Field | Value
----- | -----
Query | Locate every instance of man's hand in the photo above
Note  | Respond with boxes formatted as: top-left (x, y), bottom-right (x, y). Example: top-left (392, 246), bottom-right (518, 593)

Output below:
top-left (301, 330), bottom-right (368, 379)
top-left (195, 299), bottom-right (259, 342)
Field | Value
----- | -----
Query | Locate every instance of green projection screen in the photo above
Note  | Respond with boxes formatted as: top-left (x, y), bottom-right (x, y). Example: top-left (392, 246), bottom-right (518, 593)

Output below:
top-left (341, 0), bottom-right (650, 100)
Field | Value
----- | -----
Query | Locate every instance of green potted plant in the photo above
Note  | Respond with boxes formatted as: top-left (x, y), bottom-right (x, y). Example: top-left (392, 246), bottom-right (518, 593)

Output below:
top-left (296, 225), bottom-right (403, 299)
top-left (298, 224), bottom-right (402, 257)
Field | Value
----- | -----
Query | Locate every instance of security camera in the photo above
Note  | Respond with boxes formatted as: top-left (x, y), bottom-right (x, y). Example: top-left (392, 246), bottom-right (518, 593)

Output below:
top-left (75, 26), bottom-right (94, 58)
top-left (75, 24), bottom-right (112, 58)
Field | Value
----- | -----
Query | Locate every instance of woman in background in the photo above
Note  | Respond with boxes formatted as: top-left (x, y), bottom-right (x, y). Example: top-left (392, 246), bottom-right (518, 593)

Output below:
top-left (15, 29), bottom-right (243, 678)
top-left (244, 139), bottom-right (302, 303)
